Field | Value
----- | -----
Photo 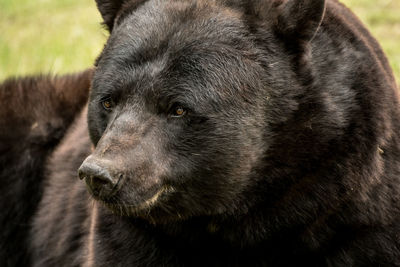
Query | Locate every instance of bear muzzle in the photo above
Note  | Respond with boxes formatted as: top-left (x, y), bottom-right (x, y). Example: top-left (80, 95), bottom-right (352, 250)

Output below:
top-left (78, 156), bottom-right (121, 199)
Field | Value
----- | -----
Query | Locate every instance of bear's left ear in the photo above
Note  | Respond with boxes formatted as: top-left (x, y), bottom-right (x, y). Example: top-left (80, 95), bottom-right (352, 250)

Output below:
top-left (95, 0), bottom-right (148, 32)
top-left (95, 0), bottom-right (125, 31)
top-left (275, 0), bottom-right (326, 44)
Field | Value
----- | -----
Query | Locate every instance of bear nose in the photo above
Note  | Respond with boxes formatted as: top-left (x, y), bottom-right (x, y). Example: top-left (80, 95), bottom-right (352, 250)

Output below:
top-left (78, 160), bottom-right (117, 198)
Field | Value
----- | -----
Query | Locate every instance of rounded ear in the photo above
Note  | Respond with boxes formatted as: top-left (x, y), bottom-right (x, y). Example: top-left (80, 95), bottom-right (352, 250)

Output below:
top-left (95, 0), bottom-right (125, 31)
top-left (275, 0), bottom-right (326, 43)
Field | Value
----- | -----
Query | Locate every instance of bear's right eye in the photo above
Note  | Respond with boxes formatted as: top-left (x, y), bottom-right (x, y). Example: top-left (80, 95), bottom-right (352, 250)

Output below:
top-left (170, 105), bottom-right (187, 118)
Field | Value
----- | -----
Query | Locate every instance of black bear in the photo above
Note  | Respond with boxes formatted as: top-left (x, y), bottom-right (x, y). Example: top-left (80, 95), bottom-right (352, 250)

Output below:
top-left (1, 0), bottom-right (400, 266)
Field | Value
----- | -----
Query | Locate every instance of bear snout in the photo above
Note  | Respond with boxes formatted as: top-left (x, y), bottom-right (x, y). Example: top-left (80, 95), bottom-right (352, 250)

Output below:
top-left (78, 156), bottom-right (121, 199)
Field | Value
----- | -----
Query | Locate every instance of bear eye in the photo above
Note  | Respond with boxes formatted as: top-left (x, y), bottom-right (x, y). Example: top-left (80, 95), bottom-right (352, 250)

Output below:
top-left (171, 105), bottom-right (187, 117)
top-left (101, 99), bottom-right (113, 111)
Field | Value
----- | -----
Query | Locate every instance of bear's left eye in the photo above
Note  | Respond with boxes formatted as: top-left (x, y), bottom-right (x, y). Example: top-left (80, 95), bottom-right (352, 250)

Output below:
top-left (101, 99), bottom-right (113, 111)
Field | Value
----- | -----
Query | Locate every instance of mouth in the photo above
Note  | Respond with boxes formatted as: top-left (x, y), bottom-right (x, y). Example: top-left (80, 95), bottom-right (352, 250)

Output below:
top-left (109, 174), bottom-right (123, 196)
top-left (99, 185), bottom-right (175, 217)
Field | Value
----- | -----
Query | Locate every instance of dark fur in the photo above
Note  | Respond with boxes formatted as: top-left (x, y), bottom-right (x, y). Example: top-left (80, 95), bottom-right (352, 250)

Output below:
top-left (0, 70), bottom-right (92, 266)
top-left (2, 0), bottom-right (400, 266)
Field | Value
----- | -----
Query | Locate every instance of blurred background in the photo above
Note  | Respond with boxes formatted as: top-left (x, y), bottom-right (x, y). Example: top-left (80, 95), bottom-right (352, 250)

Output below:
top-left (0, 0), bottom-right (399, 83)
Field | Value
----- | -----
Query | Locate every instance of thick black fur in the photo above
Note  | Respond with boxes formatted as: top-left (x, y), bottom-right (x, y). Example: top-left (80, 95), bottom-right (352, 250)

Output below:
top-left (2, 0), bottom-right (400, 266)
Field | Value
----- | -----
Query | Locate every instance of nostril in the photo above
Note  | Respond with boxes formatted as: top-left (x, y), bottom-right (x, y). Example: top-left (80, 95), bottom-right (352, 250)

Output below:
top-left (78, 161), bottom-right (116, 197)
top-left (78, 167), bottom-right (87, 180)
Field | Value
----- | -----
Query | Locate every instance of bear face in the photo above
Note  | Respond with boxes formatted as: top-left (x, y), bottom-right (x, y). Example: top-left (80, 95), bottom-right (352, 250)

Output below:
top-left (81, 0), bottom-right (273, 222)
top-left (78, 0), bottom-right (336, 226)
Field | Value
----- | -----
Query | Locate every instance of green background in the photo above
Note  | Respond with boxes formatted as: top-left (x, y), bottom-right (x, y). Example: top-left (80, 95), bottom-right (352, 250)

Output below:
top-left (0, 0), bottom-right (399, 83)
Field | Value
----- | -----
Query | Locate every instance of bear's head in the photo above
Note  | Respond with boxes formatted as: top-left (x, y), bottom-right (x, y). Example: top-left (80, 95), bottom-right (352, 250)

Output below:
top-left (78, 0), bottom-right (327, 223)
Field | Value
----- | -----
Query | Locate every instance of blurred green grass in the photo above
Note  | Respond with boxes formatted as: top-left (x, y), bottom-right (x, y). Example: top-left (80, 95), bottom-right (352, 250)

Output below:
top-left (0, 0), bottom-right (399, 83)
top-left (0, 0), bottom-right (107, 80)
